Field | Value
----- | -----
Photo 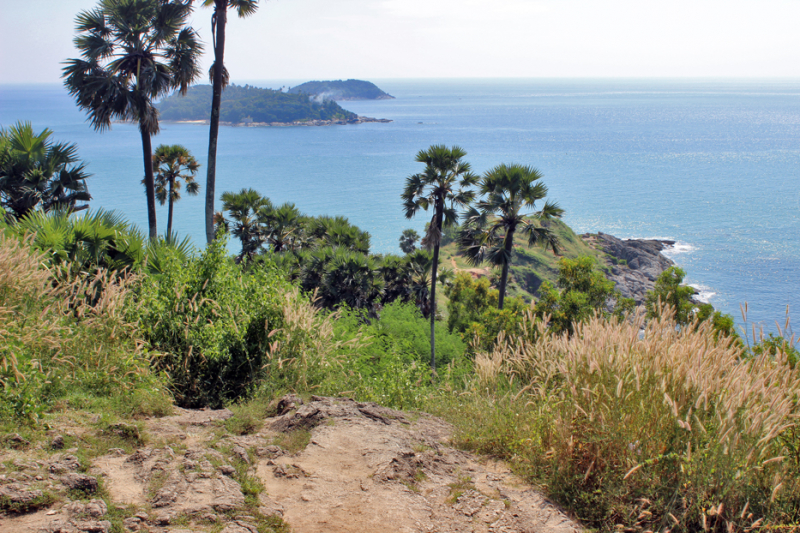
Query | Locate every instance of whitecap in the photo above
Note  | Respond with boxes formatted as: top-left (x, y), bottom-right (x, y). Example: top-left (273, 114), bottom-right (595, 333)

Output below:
top-left (662, 241), bottom-right (695, 258)
top-left (689, 284), bottom-right (716, 304)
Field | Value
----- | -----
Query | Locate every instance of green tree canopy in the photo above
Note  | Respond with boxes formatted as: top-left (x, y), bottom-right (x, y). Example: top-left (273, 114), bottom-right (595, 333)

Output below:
top-left (0, 122), bottom-right (91, 219)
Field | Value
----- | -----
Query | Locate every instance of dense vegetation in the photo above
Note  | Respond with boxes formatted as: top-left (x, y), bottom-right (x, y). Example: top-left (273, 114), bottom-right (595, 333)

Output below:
top-left (2, 199), bottom-right (799, 531)
top-left (10, 4), bottom-right (800, 528)
top-left (288, 79), bottom-right (394, 100)
top-left (157, 84), bottom-right (358, 124)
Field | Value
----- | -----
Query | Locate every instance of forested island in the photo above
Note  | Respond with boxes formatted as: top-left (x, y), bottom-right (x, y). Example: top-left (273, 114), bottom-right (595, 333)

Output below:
top-left (157, 84), bottom-right (390, 126)
top-left (288, 79), bottom-right (395, 101)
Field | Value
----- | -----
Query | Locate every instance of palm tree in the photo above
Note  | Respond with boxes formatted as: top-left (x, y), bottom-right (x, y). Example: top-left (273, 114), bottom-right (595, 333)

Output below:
top-left (0, 122), bottom-right (91, 219)
top-left (220, 188), bottom-right (270, 260)
top-left (401, 145), bottom-right (477, 372)
top-left (63, 0), bottom-right (203, 239)
top-left (149, 144), bottom-right (200, 236)
top-left (399, 228), bottom-right (419, 254)
top-left (258, 202), bottom-right (304, 253)
top-left (202, 0), bottom-right (259, 244)
top-left (459, 164), bottom-right (563, 309)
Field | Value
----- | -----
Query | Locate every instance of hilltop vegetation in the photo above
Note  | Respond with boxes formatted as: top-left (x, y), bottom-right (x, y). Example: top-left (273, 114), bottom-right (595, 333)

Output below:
top-left (438, 219), bottom-right (607, 301)
top-left (157, 84), bottom-right (358, 124)
top-left (289, 79), bottom-right (394, 100)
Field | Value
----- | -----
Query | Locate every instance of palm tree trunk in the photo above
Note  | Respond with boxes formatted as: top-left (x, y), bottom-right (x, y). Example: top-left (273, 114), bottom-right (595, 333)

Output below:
top-left (140, 127), bottom-right (157, 239)
top-left (498, 228), bottom-right (516, 310)
top-left (205, 1), bottom-right (227, 244)
top-left (167, 176), bottom-right (175, 236)
top-left (428, 201), bottom-right (444, 374)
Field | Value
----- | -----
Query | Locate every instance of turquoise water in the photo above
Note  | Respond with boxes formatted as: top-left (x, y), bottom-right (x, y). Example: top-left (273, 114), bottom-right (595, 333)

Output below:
top-left (1, 79), bottom-right (799, 333)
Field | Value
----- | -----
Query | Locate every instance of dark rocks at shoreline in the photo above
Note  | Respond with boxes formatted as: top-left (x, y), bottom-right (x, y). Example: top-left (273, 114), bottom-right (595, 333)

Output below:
top-left (583, 232), bottom-right (676, 306)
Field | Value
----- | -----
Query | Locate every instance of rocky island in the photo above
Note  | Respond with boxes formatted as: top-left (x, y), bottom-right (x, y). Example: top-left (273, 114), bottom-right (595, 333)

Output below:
top-left (288, 79), bottom-right (395, 101)
top-left (157, 83), bottom-right (391, 126)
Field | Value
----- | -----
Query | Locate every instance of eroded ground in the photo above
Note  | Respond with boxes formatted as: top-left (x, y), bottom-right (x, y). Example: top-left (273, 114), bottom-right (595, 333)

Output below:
top-left (1, 397), bottom-right (581, 533)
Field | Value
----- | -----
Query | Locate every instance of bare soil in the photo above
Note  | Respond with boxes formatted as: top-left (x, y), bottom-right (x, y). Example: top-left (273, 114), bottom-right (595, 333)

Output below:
top-left (1, 397), bottom-right (581, 533)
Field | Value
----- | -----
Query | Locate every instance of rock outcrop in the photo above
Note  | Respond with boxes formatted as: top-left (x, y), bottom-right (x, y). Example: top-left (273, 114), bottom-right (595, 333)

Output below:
top-left (583, 232), bottom-right (676, 306)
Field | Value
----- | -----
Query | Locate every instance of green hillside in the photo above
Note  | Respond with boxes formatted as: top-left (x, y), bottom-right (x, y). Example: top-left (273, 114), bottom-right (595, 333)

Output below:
top-left (157, 84), bottom-right (358, 123)
top-left (438, 220), bottom-right (607, 302)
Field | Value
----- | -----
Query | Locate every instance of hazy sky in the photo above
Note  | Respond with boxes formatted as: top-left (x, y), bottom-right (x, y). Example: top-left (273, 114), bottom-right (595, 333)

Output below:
top-left (2, 0), bottom-right (800, 84)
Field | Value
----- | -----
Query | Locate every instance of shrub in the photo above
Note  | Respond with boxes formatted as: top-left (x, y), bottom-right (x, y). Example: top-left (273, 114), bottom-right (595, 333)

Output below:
top-left (133, 236), bottom-right (290, 407)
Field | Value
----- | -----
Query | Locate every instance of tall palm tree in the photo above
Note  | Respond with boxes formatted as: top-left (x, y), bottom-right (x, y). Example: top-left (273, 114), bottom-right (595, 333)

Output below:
top-left (459, 164), bottom-right (563, 309)
top-left (202, 0), bottom-right (259, 244)
top-left (150, 144), bottom-right (200, 235)
top-left (63, 0), bottom-right (203, 240)
top-left (401, 145), bottom-right (477, 372)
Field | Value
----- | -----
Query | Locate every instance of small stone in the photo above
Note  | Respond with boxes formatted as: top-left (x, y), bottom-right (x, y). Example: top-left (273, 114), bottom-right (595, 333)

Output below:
top-left (6, 433), bottom-right (30, 448)
top-left (0, 484), bottom-right (44, 507)
top-left (61, 473), bottom-right (98, 493)
top-left (107, 448), bottom-right (126, 457)
top-left (219, 465), bottom-right (236, 476)
top-left (155, 512), bottom-right (172, 525)
top-left (232, 445), bottom-right (250, 464)
top-left (74, 519), bottom-right (111, 533)
top-left (122, 517), bottom-right (141, 531)
top-left (51, 435), bottom-right (65, 450)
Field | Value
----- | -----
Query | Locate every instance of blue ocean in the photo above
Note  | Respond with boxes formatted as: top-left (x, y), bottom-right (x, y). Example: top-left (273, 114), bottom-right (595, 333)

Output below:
top-left (1, 79), bottom-right (798, 333)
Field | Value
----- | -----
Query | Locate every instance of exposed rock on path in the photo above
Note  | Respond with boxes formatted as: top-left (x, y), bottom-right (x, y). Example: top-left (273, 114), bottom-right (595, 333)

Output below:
top-left (1, 397), bottom-right (582, 533)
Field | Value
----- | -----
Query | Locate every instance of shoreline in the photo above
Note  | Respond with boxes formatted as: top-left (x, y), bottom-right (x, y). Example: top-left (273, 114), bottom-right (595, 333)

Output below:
top-left (582, 232), bottom-right (677, 306)
top-left (165, 116), bottom-right (392, 127)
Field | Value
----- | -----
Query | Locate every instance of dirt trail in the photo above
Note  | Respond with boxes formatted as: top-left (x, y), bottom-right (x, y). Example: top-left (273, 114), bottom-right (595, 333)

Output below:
top-left (1, 397), bottom-right (581, 533)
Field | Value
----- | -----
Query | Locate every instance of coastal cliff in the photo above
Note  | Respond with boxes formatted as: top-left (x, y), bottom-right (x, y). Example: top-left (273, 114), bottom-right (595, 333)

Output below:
top-left (583, 232), bottom-right (676, 305)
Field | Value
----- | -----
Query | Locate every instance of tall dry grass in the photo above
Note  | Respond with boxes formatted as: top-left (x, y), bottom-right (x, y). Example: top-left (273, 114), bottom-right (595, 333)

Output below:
top-left (469, 310), bottom-right (800, 531)
top-left (0, 234), bottom-right (160, 420)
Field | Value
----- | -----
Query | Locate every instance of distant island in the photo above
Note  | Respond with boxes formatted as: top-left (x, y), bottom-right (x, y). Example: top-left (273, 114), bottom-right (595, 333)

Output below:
top-left (288, 79), bottom-right (395, 101)
top-left (157, 84), bottom-right (391, 126)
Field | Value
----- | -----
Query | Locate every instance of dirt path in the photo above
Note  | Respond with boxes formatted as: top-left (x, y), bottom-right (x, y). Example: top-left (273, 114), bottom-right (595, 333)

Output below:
top-left (1, 397), bottom-right (581, 533)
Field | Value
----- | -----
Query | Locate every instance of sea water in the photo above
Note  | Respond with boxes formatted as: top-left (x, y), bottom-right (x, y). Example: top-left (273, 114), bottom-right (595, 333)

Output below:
top-left (1, 79), bottom-right (798, 334)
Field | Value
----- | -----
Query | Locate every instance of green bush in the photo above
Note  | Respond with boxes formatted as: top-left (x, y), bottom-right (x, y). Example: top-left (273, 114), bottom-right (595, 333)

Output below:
top-left (133, 236), bottom-right (290, 407)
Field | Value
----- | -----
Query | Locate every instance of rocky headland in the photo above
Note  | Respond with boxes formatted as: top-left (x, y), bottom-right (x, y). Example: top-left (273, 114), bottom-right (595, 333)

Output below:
top-left (582, 232), bottom-right (676, 306)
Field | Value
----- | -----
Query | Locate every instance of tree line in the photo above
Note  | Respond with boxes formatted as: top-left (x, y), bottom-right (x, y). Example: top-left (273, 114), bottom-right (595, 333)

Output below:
top-left (157, 84), bottom-right (358, 124)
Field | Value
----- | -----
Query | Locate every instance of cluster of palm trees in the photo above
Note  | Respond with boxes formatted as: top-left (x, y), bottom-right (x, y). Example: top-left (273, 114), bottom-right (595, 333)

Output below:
top-left (63, 0), bottom-right (258, 240)
top-left (217, 188), bottom-right (433, 317)
top-left (402, 145), bottom-right (563, 371)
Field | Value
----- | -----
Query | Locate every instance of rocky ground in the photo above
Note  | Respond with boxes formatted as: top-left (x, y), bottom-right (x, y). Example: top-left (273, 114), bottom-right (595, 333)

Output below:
top-left (1, 396), bottom-right (582, 533)
top-left (583, 232), bottom-right (676, 305)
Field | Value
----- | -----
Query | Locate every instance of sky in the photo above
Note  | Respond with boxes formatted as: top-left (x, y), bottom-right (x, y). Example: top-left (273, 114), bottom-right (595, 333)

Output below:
top-left (2, 0), bottom-right (800, 84)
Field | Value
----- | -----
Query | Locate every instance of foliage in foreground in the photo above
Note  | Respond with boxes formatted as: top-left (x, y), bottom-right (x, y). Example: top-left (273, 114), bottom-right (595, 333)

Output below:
top-left (0, 121), bottom-right (91, 219)
top-left (0, 234), bottom-right (165, 422)
top-left (443, 310), bottom-right (800, 532)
